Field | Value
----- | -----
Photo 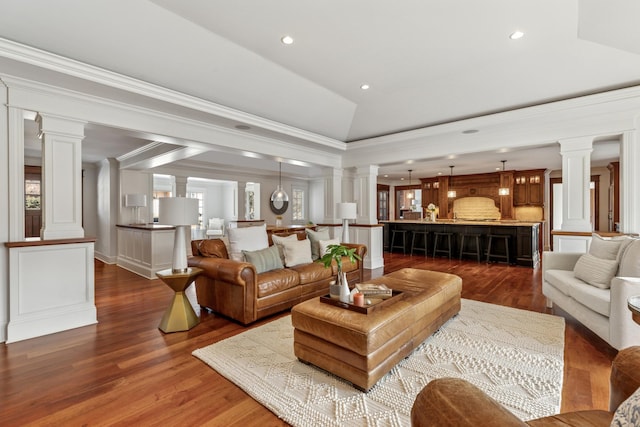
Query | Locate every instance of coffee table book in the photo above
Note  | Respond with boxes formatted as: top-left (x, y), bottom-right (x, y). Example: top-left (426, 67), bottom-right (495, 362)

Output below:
top-left (355, 283), bottom-right (393, 299)
top-left (319, 291), bottom-right (403, 314)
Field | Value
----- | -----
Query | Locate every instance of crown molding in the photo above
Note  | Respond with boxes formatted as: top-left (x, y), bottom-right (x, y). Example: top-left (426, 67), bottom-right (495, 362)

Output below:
top-left (0, 37), bottom-right (345, 151)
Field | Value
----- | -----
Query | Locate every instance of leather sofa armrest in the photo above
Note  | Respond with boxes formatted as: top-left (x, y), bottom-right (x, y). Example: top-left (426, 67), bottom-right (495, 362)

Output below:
top-left (542, 251), bottom-right (583, 273)
top-left (411, 378), bottom-right (527, 427)
top-left (188, 256), bottom-right (256, 286)
top-left (610, 346), bottom-right (640, 411)
top-left (341, 243), bottom-right (367, 265)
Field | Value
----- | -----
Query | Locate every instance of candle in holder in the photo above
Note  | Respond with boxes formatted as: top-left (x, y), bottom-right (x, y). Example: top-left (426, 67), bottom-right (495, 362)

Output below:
top-left (353, 292), bottom-right (364, 307)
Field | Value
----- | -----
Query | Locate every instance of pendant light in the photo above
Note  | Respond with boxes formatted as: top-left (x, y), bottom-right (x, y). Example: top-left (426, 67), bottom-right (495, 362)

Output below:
top-left (498, 160), bottom-right (510, 196)
top-left (447, 166), bottom-right (457, 198)
top-left (407, 169), bottom-right (413, 199)
top-left (270, 162), bottom-right (289, 202)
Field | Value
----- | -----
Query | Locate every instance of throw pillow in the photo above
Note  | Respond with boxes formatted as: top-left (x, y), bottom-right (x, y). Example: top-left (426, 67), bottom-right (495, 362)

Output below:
top-left (611, 385), bottom-right (640, 427)
top-left (271, 234), bottom-right (298, 264)
top-left (281, 237), bottom-right (313, 267)
top-left (305, 228), bottom-right (330, 260)
top-left (242, 245), bottom-right (283, 274)
top-left (589, 233), bottom-right (625, 260)
top-left (227, 224), bottom-right (269, 262)
top-left (318, 238), bottom-right (340, 257)
top-left (573, 253), bottom-right (619, 289)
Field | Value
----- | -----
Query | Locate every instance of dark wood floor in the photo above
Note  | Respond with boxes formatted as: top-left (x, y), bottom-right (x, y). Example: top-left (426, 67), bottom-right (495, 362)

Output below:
top-left (1, 253), bottom-right (618, 426)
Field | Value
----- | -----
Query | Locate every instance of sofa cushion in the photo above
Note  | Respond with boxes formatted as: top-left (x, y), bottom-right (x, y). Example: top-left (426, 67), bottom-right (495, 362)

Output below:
top-left (332, 256), bottom-right (359, 275)
top-left (271, 234), bottom-right (298, 264)
top-left (545, 269), bottom-right (580, 296)
top-left (569, 278), bottom-right (611, 317)
top-left (619, 239), bottom-right (640, 277)
top-left (242, 245), bottom-right (283, 274)
top-left (290, 262), bottom-right (334, 285)
top-left (281, 237), bottom-right (313, 267)
top-left (305, 228), bottom-right (330, 260)
top-left (318, 238), bottom-right (340, 257)
top-left (227, 224), bottom-right (269, 262)
top-left (574, 253), bottom-right (619, 289)
top-left (196, 238), bottom-right (229, 259)
top-left (256, 268), bottom-right (300, 298)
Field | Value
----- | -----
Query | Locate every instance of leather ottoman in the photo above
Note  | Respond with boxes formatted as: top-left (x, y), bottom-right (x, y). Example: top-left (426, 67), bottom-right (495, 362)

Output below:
top-left (291, 268), bottom-right (462, 391)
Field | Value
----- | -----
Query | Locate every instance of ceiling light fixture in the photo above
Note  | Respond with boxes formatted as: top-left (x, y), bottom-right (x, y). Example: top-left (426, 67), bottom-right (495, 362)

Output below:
top-left (270, 162), bottom-right (289, 203)
top-left (462, 129), bottom-right (478, 134)
top-left (407, 169), bottom-right (413, 199)
top-left (281, 35), bottom-right (294, 45)
top-left (498, 160), bottom-right (510, 196)
top-left (447, 166), bottom-right (456, 198)
top-left (510, 31), bottom-right (524, 40)
top-left (360, 84), bottom-right (370, 90)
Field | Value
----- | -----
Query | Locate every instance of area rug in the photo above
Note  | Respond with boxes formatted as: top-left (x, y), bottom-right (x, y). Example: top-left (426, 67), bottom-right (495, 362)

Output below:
top-left (193, 299), bottom-right (565, 426)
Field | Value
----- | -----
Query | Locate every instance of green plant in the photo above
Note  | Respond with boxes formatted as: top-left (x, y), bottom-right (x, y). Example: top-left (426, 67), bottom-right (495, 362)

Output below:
top-left (317, 244), bottom-right (361, 274)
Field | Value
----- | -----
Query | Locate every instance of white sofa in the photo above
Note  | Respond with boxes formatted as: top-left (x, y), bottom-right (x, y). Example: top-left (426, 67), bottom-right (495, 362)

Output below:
top-left (542, 235), bottom-right (640, 350)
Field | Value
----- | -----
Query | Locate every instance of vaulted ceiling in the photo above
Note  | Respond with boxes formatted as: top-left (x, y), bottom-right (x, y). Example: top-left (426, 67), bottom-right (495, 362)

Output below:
top-left (2, 0), bottom-right (638, 179)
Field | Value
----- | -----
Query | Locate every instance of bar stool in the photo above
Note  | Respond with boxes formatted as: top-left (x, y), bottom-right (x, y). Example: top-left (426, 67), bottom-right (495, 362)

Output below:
top-left (433, 232), bottom-right (454, 259)
top-left (486, 234), bottom-right (511, 264)
top-left (459, 233), bottom-right (482, 262)
top-left (390, 229), bottom-right (408, 254)
top-left (410, 230), bottom-right (429, 256)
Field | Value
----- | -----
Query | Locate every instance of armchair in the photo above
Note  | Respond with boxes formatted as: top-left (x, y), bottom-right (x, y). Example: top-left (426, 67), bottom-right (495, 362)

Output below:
top-left (411, 346), bottom-right (640, 426)
top-left (205, 218), bottom-right (224, 238)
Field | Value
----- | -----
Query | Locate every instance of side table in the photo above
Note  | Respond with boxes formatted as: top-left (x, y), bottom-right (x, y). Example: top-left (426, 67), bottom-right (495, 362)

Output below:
top-left (156, 267), bottom-right (203, 333)
top-left (628, 295), bottom-right (640, 325)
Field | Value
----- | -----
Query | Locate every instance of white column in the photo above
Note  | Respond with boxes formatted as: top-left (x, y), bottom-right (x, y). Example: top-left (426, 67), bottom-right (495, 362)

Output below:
top-left (0, 84), bottom-right (9, 342)
top-left (174, 175), bottom-right (188, 197)
top-left (323, 167), bottom-right (343, 223)
top-left (7, 107), bottom-right (25, 241)
top-left (236, 180), bottom-right (246, 221)
top-left (354, 165), bottom-right (383, 270)
top-left (355, 165), bottom-right (379, 225)
top-left (36, 114), bottom-right (86, 240)
top-left (559, 137), bottom-right (593, 232)
top-left (620, 128), bottom-right (640, 234)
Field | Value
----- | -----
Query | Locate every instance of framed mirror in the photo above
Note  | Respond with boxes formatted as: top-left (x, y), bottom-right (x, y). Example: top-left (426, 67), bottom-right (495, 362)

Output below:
top-left (269, 199), bottom-right (288, 215)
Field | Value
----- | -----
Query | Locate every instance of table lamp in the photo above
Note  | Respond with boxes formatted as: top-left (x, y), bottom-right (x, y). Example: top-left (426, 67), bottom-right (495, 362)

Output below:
top-left (337, 202), bottom-right (357, 243)
top-left (125, 194), bottom-right (147, 224)
top-left (159, 197), bottom-right (199, 273)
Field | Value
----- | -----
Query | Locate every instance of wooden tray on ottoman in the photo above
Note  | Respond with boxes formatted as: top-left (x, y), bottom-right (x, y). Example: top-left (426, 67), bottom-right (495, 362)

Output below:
top-left (319, 290), bottom-right (403, 314)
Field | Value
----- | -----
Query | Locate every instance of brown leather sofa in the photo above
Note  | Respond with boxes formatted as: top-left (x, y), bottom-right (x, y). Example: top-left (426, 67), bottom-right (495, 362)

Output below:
top-left (411, 346), bottom-right (640, 426)
top-left (188, 234), bottom-right (367, 325)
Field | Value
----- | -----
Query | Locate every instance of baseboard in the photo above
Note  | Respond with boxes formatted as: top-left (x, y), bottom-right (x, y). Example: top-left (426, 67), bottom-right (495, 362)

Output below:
top-left (94, 251), bottom-right (116, 264)
top-left (7, 304), bottom-right (97, 343)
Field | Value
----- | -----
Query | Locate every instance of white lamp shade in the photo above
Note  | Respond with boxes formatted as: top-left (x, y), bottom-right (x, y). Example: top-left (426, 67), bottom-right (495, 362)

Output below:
top-left (159, 197), bottom-right (199, 226)
top-left (125, 194), bottom-right (147, 207)
top-left (337, 202), bottom-right (357, 220)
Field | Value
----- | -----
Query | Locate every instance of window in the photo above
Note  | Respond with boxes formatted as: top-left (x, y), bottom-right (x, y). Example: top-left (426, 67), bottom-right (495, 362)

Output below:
top-left (187, 192), bottom-right (204, 227)
top-left (292, 188), bottom-right (305, 221)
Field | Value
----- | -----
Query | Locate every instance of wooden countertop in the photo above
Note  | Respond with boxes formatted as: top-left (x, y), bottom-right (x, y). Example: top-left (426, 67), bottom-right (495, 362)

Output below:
top-left (381, 220), bottom-right (543, 227)
top-left (116, 224), bottom-right (175, 230)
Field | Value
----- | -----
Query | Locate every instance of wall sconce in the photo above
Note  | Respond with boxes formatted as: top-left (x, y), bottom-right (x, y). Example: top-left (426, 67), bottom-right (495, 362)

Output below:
top-left (447, 166), bottom-right (457, 198)
top-left (498, 160), bottom-right (510, 196)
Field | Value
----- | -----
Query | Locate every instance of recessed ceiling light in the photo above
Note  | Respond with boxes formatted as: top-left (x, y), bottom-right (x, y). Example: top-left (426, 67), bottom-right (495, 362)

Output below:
top-left (235, 124), bottom-right (251, 130)
top-left (360, 84), bottom-right (370, 90)
top-left (384, 174), bottom-right (388, 178)
top-left (281, 35), bottom-right (294, 45)
top-left (510, 31), bottom-right (524, 40)
top-left (462, 129), bottom-right (479, 134)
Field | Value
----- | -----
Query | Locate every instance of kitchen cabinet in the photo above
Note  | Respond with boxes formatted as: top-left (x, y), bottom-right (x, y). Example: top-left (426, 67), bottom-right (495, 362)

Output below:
top-left (513, 169), bottom-right (544, 206)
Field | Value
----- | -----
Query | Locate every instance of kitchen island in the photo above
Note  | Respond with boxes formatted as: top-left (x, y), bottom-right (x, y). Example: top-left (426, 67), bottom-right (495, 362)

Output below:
top-left (381, 220), bottom-right (541, 267)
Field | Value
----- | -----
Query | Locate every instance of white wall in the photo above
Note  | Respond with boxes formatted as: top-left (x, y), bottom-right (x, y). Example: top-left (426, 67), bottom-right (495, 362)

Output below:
top-left (94, 158), bottom-right (119, 263)
top-left (82, 165), bottom-right (98, 239)
top-left (120, 170), bottom-right (153, 224)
